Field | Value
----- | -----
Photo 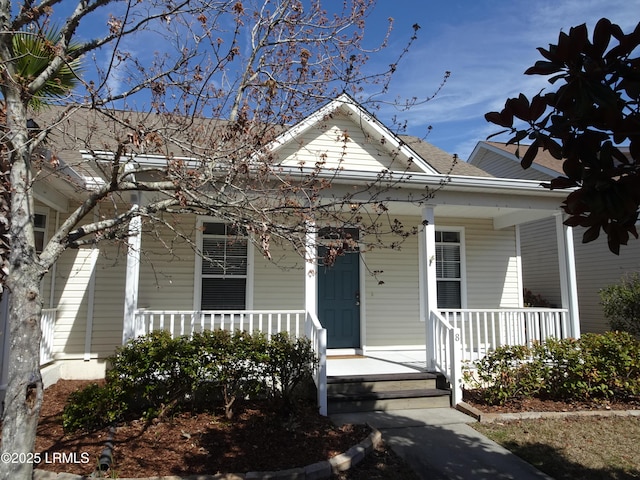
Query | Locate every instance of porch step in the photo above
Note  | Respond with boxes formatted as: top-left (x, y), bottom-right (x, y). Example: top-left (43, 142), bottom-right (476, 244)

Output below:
top-left (327, 372), bottom-right (451, 414)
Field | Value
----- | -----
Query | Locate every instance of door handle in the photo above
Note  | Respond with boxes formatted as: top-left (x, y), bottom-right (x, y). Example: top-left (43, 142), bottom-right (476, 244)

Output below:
top-left (355, 291), bottom-right (360, 306)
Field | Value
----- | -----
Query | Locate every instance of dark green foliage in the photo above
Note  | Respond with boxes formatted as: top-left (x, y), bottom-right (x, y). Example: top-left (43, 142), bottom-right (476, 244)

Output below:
top-left (62, 383), bottom-right (127, 433)
top-left (265, 332), bottom-right (317, 406)
top-left (193, 329), bottom-right (270, 419)
top-left (106, 330), bottom-right (202, 418)
top-left (486, 18), bottom-right (640, 254)
top-left (464, 332), bottom-right (640, 405)
top-left (600, 273), bottom-right (640, 336)
top-left (62, 330), bottom-right (317, 432)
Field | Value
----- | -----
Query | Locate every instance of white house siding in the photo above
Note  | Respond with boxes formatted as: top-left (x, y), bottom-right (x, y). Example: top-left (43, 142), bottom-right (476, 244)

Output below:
top-left (573, 233), bottom-right (640, 333)
top-left (519, 218), bottom-right (562, 308)
top-left (137, 219), bottom-right (197, 311)
top-left (363, 218), bottom-right (422, 348)
top-left (470, 143), bottom-right (640, 334)
top-left (90, 241), bottom-right (126, 356)
top-left (278, 113), bottom-right (422, 173)
top-left (252, 243), bottom-right (305, 310)
top-left (51, 245), bottom-right (94, 359)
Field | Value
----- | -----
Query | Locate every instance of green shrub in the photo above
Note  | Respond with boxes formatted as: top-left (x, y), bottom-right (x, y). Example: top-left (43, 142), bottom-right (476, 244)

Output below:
top-left (62, 382), bottom-right (127, 433)
top-left (264, 332), bottom-right (317, 406)
top-left (63, 328), bottom-right (318, 432)
top-left (194, 329), bottom-right (269, 419)
top-left (107, 330), bottom-right (201, 418)
top-left (600, 273), bottom-right (640, 336)
top-left (463, 344), bottom-right (540, 405)
top-left (464, 332), bottom-right (640, 405)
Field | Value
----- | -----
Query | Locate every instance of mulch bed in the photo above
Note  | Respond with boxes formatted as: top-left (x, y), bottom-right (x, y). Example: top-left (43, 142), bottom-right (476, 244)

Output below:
top-left (32, 380), bottom-right (370, 478)
top-left (463, 389), bottom-right (640, 414)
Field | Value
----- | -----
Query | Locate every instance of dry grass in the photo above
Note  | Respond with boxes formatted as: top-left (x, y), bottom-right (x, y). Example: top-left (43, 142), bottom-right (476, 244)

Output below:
top-left (474, 416), bottom-right (640, 479)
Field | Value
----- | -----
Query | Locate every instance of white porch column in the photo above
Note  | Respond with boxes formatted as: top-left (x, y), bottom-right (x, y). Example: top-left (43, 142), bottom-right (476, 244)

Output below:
top-left (420, 206), bottom-right (438, 368)
top-left (556, 212), bottom-right (580, 339)
top-left (304, 220), bottom-right (318, 317)
top-left (122, 196), bottom-right (141, 344)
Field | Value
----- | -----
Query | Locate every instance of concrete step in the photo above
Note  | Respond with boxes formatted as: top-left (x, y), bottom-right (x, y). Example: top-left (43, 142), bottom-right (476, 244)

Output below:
top-left (327, 372), bottom-right (440, 394)
top-left (327, 372), bottom-right (451, 414)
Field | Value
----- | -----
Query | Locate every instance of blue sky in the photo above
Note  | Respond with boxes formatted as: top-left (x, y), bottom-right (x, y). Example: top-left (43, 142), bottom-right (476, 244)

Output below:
top-left (57, 1), bottom-right (640, 160)
top-left (361, 0), bottom-right (640, 160)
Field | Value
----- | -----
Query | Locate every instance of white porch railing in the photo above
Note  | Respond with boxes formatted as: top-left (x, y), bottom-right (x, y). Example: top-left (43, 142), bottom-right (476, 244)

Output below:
top-left (304, 311), bottom-right (327, 416)
top-left (430, 308), bottom-right (569, 405)
top-left (133, 309), bottom-right (306, 339)
top-left (133, 308), bottom-right (328, 415)
top-left (40, 308), bottom-right (56, 365)
top-left (440, 308), bottom-right (570, 362)
top-left (429, 310), bottom-right (462, 405)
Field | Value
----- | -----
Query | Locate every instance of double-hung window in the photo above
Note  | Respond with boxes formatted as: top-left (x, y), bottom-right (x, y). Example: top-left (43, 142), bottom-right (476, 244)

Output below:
top-left (435, 230), bottom-right (462, 308)
top-left (200, 222), bottom-right (248, 310)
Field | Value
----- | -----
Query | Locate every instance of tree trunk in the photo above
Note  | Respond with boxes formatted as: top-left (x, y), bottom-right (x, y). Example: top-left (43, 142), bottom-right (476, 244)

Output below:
top-left (0, 277), bottom-right (44, 480)
top-left (0, 88), bottom-right (45, 480)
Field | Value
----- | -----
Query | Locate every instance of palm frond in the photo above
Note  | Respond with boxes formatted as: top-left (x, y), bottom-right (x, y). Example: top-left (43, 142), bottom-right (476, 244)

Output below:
top-left (12, 26), bottom-right (83, 110)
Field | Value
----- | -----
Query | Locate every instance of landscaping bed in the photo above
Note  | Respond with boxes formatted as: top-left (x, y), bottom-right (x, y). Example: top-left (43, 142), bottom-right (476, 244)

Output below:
top-left (34, 380), bottom-right (371, 478)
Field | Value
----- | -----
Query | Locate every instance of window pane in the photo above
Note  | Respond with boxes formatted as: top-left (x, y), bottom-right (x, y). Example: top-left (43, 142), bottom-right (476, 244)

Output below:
top-left (34, 214), bottom-right (47, 229)
top-left (202, 222), bottom-right (226, 235)
top-left (441, 231), bottom-right (460, 243)
top-left (200, 222), bottom-right (248, 310)
top-left (437, 244), bottom-right (460, 262)
top-left (438, 262), bottom-right (460, 279)
top-left (34, 231), bottom-right (45, 253)
top-left (201, 237), bottom-right (247, 276)
top-left (437, 281), bottom-right (461, 309)
top-left (201, 278), bottom-right (246, 310)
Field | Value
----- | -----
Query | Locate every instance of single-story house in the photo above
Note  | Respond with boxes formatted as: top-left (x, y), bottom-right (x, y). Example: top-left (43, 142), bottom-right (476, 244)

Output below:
top-left (468, 140), bottom-right (640, 334)
top-left (0, 96), bottom-right (581, 413)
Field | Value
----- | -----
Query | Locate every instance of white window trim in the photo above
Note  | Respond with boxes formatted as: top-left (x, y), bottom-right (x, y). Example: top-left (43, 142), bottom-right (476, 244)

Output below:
top-left (34, 206), bottom-right (50, 254)
top-left (435, 226), bottom-right (467, 309)
top-left (193, 216), bottom-right (254, 311)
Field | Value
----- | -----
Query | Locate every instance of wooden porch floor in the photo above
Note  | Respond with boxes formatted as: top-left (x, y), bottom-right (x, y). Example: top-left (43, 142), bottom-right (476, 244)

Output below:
top-left (327, 350), bottom-right (428, 377)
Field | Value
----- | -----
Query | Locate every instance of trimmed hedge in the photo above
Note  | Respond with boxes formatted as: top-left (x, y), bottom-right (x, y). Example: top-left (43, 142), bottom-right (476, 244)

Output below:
top-left (63, 330), bottom-right (317, 432)
top-left (463, 331), bottom-right (640, 405)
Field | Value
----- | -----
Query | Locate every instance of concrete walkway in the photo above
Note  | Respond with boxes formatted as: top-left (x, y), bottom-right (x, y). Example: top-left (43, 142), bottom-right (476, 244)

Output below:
top-left (331, 408), bottom-right (553, 480)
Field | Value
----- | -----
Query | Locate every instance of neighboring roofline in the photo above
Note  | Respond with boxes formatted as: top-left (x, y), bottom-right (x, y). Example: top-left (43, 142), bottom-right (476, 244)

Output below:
top-left (469, 141), bottom-right (561, 178)
top-left (264, 93), bottom-right (440, 175)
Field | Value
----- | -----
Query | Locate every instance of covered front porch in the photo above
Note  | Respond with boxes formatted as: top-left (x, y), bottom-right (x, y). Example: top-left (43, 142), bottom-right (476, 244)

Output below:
top-left (127, 304), bottom-right (574, 415)
top-left (110, 188), bottom-right (581, 414)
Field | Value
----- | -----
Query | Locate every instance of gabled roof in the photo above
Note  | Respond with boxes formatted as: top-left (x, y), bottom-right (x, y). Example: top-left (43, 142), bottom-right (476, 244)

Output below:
top-left (266, 94), bottom-right (441, 175)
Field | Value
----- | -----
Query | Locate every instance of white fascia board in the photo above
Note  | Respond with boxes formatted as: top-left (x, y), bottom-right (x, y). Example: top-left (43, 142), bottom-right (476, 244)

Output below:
top-left (277, 164), bottom-right (571, 196)
top-left (83, 150), bottom-right (201, 169)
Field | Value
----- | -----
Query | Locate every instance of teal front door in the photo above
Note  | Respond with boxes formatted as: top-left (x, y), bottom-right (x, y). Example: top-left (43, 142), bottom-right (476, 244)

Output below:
top-left (317, 249), bottom-right (361, 348)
